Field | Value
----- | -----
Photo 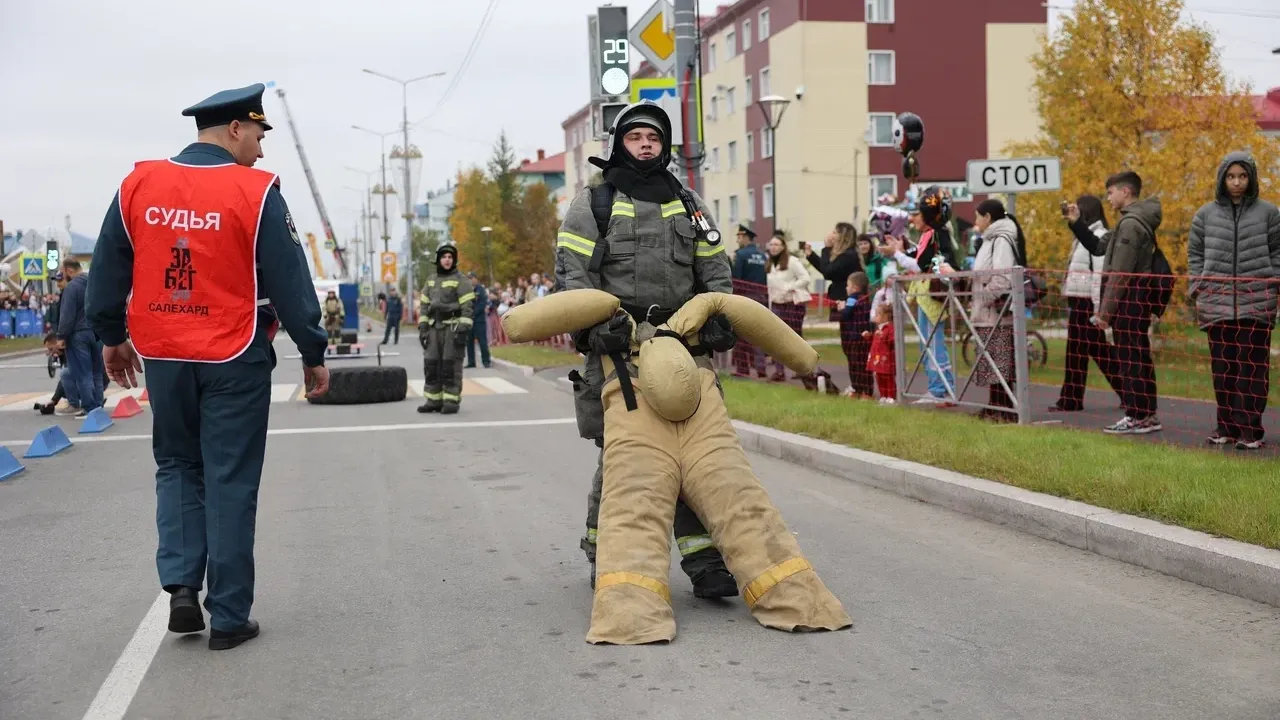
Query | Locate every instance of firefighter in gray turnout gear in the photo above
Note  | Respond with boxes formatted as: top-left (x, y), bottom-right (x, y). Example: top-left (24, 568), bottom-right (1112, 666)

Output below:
top-left (555, 100), bottom-right (740, 598)
top-left (417, 244), bottom-right (475, 415)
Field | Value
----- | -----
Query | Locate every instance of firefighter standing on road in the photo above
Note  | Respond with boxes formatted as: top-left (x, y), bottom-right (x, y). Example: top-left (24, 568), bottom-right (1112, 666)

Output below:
top-left (323, 289), bottom-right (345, 343)
top-left (85, 83), bottom-right (330, 651)
top-left (555, 100), bottom-right (739, 598)
top-left (417, 243), bottom-right (474, 414)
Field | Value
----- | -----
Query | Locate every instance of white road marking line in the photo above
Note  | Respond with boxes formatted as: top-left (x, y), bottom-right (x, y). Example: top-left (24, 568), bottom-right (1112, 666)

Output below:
top-left (271, 383), bottom-right (299, 403)
top-left (105, 388), bottom-right (147, 408)
top-left (0, 418), bottom-right (577, 447)
top-left (0, 392), bottom-right (54, 411)
top-left (471, 376), bottom-right (528, 395)
top-left (0, 362), bottom-right (50, 369)
top-left (80, 591), bottom-right (168, 720)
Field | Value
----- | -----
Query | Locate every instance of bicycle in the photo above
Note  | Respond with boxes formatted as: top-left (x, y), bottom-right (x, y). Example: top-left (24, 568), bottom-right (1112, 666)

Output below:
top-left (960, 328), bottom-right (1049, 369)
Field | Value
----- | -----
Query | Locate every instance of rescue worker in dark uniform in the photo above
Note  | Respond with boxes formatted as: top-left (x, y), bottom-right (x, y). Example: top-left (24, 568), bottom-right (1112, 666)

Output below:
top-left (85, 84), bottom-right (330, 651)
top-left (555, 100), bottom-right (739, 598)
top-left (417, 243), bottom-right (474, 414)
top-left (731, 223), bottom-right (769, 377)
top-left (323, 289), bottom-right (345, 342)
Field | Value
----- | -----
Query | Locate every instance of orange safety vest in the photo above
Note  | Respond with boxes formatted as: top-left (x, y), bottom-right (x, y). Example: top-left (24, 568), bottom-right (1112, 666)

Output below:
top-left (119, 158), bottom-right (276, 362)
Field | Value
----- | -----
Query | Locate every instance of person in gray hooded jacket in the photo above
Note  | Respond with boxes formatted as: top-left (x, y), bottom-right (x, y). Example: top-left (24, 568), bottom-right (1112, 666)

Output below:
top-left (1188, 151), bottom-right (1280, 450)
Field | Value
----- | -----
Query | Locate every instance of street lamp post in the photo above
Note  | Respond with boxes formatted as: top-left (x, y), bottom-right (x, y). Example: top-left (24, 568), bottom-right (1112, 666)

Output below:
top-left (345, 166), bottom-right (379, 292)
top-left (362, 68), bottom-right (446, 321)
top-left (480, 226), bottom-right (494, 286)
top-left (350, 126), bottom-right (399, 255)
top-left (757, 94), bottom-right (792, 239)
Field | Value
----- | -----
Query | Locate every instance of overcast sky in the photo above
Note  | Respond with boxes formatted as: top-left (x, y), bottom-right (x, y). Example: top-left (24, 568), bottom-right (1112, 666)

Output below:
top-left (2, 0), bottom-right (1278, 276)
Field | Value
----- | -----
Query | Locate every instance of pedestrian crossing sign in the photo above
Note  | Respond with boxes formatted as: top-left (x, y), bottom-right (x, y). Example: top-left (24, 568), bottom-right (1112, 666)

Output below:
top-left (19, 254), bottom-right (46, 281)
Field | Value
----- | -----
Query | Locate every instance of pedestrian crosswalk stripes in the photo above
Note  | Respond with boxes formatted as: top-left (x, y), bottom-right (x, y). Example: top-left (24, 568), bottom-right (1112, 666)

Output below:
top-left (0, 376), bottom-right (527, 411)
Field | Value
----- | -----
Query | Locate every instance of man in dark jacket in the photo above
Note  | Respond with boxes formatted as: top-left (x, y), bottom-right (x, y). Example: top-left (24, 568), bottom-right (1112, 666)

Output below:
top-left (730, 224), bottom-right (768, 377)
top-left (1097, 171), bottom-right (1162, 436)
top-left (55, 259), bottom-right (103, 415)
top-left (382, 287), bottom-right (403, 344)
top-left (1189, 151), bottom-right (1280, 450)
top-left (465, 271), bottom-right (490, 368)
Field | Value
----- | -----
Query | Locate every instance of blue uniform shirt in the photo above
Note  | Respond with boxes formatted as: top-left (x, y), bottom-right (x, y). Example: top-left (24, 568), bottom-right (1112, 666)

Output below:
top-left (733, 243), bottom-right (769, 286)
top-left (85, 142), bottom-right (329, 367)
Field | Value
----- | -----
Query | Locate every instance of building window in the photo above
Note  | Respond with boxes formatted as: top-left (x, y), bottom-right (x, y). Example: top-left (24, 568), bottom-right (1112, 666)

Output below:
top-left (709, 95), bottom-right (719, 121)
top-left (714, 198), bottom-right (721, 219)
top-left (869, 175), bottom-right (898, 210)
top-left (726, 29), bottom-right (736, 57)
top-left (727, 140), bottom-right (738, 170)
top-left (746, 132), bottom-right (754, 162)
top-left (866, 0), bottom-right (894, 23)
top-left (725, 87), bottom-right (736, 115)
top-left (742, 20), bottom-right (752, 50)
top-left (710, 146), bottom-right (720, 172)
top-left (729, 195), bottom-right (740, 222)
top-left (708, 42), bottom-right (718, 72)
top-left (868, 51), bottom-right (895, 85)
top-left (868, 113), bottom-right (896, 146)
top-left (762, 184), bottom-right (775, 218)
top-left (759, 67), bottom-right (771, 97)
top-left (747, 188), bottom-right (756, 219)
top-left (758, 9), bottom-right (770, 41)
top-left (744, 77), bottom-right (753, 105)
top-left (762, 127), bottom-right (774, 158)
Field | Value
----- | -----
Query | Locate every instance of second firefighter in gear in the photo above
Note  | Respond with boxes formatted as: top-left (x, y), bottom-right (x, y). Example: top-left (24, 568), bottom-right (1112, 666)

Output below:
top-left (556, 99), bottom-right (739, 599)
top-left (418, 244), bottom-right (474, 414)
top-left (323, 290), bottom-right (345, 343)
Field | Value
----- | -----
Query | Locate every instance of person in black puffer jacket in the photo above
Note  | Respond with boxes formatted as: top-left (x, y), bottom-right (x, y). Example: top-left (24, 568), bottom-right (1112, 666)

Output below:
top-left (1188, 151), bottom-right (1280, 450)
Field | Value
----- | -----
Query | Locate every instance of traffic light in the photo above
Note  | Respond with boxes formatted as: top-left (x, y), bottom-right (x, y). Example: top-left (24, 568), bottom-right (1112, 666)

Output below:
top-left (600, 102), bottom-right (627, 136)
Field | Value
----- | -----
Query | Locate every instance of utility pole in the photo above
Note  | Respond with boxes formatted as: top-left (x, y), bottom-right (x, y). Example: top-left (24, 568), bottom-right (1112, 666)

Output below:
top-left (674, 0), bottom-right (702, 196)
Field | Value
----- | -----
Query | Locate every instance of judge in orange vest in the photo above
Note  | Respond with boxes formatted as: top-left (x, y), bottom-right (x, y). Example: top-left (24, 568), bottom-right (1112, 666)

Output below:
top-left (85, 83), bottom-right (330, 651)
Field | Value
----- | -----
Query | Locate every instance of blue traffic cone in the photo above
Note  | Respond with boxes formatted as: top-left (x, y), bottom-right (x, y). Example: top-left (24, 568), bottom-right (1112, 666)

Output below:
top-left (24, 426), bottom-right (73, 458)
top-left (0, 447), bottom-right (25, 481)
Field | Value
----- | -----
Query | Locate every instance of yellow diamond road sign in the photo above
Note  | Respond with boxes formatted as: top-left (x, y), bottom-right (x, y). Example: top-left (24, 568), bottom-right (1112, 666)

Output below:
top-left (630, 0), bottom-right (676, 74)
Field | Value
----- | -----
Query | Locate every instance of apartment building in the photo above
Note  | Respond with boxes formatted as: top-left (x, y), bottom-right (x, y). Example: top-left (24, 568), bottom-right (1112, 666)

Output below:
top-left (697, 0), bottom-right (1045, 245)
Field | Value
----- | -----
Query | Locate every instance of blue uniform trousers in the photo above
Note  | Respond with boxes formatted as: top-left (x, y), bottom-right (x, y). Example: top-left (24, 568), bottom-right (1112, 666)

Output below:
top-left (147, 353), bottom-right (272, 632)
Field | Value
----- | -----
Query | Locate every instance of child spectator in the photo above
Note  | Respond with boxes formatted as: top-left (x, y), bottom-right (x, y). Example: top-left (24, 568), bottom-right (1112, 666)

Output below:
top-left (840, 272), bottom-right (875, 397)
top-left (867, 303), bottom-right (897, 404)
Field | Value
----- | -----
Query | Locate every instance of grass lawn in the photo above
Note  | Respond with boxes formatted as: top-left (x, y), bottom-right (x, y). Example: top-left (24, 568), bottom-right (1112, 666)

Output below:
top-left (720, 378), bottom-right (1280, 550)
top-left (0, 336), bottom-right (46, 354)
top-left (812, 331), bottom-right (1280, 405)
top-left (491, 343), bottom-right (582, 369)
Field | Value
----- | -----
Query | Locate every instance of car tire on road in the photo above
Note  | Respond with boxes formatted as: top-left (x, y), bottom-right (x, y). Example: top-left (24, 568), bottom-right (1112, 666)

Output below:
top-left (307, 365), bottom-right (408, 405)
top-left (340, 329), bottom-right (359, 344)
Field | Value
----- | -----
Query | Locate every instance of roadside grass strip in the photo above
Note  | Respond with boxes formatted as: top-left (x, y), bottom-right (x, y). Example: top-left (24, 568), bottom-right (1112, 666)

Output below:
top-left (490, 344), bottom-right (582, 369)
top-left (721, 378), bottom-right (1280, 551)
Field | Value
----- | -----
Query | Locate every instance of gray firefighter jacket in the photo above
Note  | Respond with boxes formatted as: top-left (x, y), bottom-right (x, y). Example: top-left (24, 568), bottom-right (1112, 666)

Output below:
top-left (1188, 151), bottom-right (1280, 328)
top-left (556, 175), bottom-right (733, 440)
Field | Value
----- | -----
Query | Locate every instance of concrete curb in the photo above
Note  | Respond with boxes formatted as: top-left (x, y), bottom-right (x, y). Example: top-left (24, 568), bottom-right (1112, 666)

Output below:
top-left (489, 357), bottom-right (536, 378)
top-left (733, 421), bottom-right (1280, 608)
top-left (544, 375), bottom-right (1280, 607)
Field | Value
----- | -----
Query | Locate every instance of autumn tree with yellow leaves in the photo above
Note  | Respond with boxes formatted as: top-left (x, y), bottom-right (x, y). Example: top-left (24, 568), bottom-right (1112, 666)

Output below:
top-left (447, 132), bottom-right (560, 285)
top-left (1005, 0), bottom-right (1278, 277)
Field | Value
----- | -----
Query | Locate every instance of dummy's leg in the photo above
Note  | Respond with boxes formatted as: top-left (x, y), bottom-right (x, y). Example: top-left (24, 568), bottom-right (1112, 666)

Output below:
top-left (586, 380), bottom-right (681, 645)
top-left (679, 368), bottom-right (852, 633)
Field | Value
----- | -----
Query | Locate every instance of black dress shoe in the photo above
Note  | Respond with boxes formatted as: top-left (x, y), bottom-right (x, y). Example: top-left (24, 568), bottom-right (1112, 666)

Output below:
top-left (209, 619), bottom-right (259, 651)
top-left (168, 587), bottom-right (205, 634)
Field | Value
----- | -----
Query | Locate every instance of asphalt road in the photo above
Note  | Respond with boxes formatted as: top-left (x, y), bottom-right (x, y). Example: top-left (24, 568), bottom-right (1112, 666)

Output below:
top-left (2, 336), bottom-right (1279, 720)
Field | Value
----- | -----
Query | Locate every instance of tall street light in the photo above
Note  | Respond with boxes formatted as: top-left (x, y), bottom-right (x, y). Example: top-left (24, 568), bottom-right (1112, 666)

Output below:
top-left (350, 125), bottom-right (399, 257)
top-left (480, 226), bottom-right (494, 286)
top-left (344, 166), bottom-right (379, 291)
top-left (362, 68), bottom-right (446, 316)
top-left (757, 94), bottom-right (792, 240)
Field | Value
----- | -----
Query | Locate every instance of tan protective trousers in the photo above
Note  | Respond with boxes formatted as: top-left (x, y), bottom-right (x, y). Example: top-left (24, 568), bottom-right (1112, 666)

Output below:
top-left (586, 367), bottom-right (852, 644)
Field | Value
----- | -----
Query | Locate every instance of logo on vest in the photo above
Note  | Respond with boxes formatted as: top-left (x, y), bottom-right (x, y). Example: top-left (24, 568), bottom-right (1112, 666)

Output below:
top-left (148, 237), bottom-right (209, 316)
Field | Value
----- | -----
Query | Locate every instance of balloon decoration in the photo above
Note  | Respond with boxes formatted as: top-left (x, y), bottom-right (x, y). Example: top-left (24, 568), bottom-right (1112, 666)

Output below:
top-left (891, 112), bottom-right (924, 184)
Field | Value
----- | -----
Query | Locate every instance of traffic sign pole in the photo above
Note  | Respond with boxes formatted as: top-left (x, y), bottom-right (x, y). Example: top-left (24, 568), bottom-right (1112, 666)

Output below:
top-left (674, 0), bottom-right (702, 195)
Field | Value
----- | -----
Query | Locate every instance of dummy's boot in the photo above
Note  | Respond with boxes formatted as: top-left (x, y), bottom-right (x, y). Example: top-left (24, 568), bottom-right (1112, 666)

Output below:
top-left (682, 547), bottom-right (739, 599)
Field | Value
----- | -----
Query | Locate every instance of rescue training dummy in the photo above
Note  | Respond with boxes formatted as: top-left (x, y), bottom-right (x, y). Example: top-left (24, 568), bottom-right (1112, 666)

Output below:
top-left (417, 243), bottom-right (474, 414)
top-left (502, 289), bottom-right (853, 645)
top-left (323, 290), bottom-right (345, 343)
